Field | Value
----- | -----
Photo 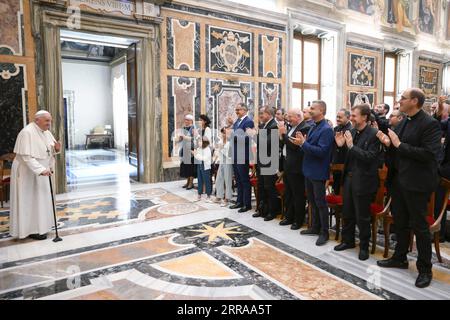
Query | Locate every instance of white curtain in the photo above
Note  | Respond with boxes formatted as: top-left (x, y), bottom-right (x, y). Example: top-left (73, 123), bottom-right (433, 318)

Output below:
top-left (111, 62), bottom-right (128, 151)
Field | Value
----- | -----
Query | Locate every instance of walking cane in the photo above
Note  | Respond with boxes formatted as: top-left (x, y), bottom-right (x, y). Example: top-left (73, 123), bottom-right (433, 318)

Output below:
top-left (48, 175), bottom-right (62, 242)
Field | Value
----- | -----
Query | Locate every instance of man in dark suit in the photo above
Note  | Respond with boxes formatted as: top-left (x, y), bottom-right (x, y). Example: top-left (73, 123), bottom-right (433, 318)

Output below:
top-left (332, 108), bottom-right (353, 195)
top-left (230, 102), bottom-right (255, 212)
top-left (291, 100), bottom-right (334, 246)
top-left (253, 106), bottom-right (279, 221)
top-left (373, 103), bottom-right (390, 134)
top-left (333, 104), bottom-right (382, 260)
top-left (279, 108), bottom-right (311, 229)
top-left (376, 88), bottom-right (442, 288)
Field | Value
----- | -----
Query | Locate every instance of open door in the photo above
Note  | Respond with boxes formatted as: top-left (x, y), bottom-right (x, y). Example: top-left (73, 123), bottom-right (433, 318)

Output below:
top-left (127, 43), bottom-right (139, 180)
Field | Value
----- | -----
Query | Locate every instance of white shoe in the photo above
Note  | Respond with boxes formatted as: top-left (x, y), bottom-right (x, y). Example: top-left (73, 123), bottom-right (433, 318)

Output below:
top-left (220, 200), bottom-right (228, 207)
top-left (194, 195), bottom-right (201, 202)
top-left (206, 197), bottom-right (214, 203)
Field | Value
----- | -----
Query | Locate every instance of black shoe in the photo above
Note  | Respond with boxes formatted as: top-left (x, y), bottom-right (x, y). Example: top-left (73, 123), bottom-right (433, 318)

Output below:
top-left (238, 207), bottom-right (251, 213)
top-left (182, 184), bottom-right (188, 188)
top-left (230, 204), bottom-right (243, 209)
top-left (415, 273), bottom-right (432, 288)
top-left (316, 233), bottom-right (329, 246)
top-left (264, 215), bottom-right (275, 221)
top-left (376, 258), bottom-right (409, 269)
top-left (300, 228), bottom-right (320, 236)
top-left (252, 212), bottom-right (265, 218)
top-left (29, 234), bottom-right (47, 240)
top-left (359, 248), bottom-right (369, 261)
top-left (334, 242), bottom-right (356, 251)
top-left (186, 185), bottom-right (194, 190)
top-left (279, 218), bottom-right (293, 226)
top-left (290, 223), bottom-right (301, 230)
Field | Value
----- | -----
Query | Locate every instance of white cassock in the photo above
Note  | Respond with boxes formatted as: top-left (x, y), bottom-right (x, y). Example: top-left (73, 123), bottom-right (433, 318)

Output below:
top-left (9, 122), bottom-right (59, 239)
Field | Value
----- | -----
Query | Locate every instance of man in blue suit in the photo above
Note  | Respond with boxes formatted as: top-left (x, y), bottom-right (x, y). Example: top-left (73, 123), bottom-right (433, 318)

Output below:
top-left (230, 102), bottom-right (255, 212)
top-left (291, 100), bottom-right (334, 246)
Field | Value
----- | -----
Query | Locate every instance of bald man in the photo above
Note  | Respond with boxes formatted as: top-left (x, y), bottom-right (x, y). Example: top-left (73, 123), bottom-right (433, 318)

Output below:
top-left (9, 111), bottom-right (61, 240)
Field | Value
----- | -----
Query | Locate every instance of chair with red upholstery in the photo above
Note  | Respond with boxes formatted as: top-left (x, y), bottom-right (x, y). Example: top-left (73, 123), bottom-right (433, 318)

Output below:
top-left (326, 164), bottom-right (344, 240)
top-left (249, 164), bottom-right (259, 212)
top-left (0, 153), bottom-right (15, 208)
top-left (275, 173), bottom-right (285, 217)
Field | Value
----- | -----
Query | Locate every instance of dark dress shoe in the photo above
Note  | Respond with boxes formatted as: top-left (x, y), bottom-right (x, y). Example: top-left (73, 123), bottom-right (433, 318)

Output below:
top-left (334, 242), bottom-right (356, 251)
top-left (290, 223), bottom-right (301, 230)
top-left (182, 184), bottom-right (188, 188)
top-left (279, 218), bottom-right (293, 226)
top-left (252, 212), bottom-right (263, 218)
top-left (358, 249), bottom-right (369, 261)
top-left (415, 273), bottom-right (432, 288)
top-left (377, 258), bottom-right (409, 269)
top-left (186, 185), bottom-right (194, 190)
top-left (264, 215), bottom-right (275, 221)
top-left (229, 204), bottom-right (243, 209)
top-left (238, 207), bottom-right (251, 213)
top-left (29, 234), bottom-right (47, 240)
top-left (300, 228), bottom-right (320, 236)
top-left (316, 233), bottom-right (329, 246)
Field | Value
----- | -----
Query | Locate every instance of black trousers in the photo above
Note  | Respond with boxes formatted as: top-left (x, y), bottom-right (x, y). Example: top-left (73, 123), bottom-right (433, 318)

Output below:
top-left (305, 178), bottom-right (329, 235)
top-left (233, 164), bottom-right (252, 208)
top-left (284, 172), bottom-right (306, 225)
top-left (342, 176), bottom-right (373, 249)
top-left (391, 178), bottom-right (432, 274)
top-left (332, 171), bottom-right (343, 195)
top-left (259, 173), bottom-right (278, 216)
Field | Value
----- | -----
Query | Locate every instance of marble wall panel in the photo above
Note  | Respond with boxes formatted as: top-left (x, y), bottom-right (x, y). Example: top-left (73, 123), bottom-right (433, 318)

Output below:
top-left (0, 0), bottom-right (23, 55)
top-left (167, 17), bottom-right (200, 71)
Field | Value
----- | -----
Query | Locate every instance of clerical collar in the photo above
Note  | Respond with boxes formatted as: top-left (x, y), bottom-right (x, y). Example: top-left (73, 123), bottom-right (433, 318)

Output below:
top-left (33, 122), bottom-right (46, 133)
top-left (406, 109), bottom-right (422, 121)
top-left (356, 123), bottom-right (368, 133)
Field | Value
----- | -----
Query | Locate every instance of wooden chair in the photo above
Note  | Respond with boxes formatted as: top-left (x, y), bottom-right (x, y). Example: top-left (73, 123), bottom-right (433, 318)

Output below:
top-left (0, 153), bottom-right (15, 208)
top-left (408, 178), bottom-right (450, 263)
top-left (325, 164), bottom-right (344, 240)
top-left (370, 166), bottom-right (390, 254)
top-left (249, 164), bottom-right (259, 211)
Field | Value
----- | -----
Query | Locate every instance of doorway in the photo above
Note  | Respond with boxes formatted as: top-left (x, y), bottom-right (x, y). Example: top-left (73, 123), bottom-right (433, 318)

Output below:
top-left (60, 29), bottom-right (139, 191)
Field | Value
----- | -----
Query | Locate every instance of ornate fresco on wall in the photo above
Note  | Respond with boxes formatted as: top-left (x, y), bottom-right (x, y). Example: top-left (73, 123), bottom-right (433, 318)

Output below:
top-left (259, 82), bottom-right (281, 109)
top-left (207, 79), bottom-right (254, 138)
top-left (348, 0), bottom-right (376, 15)
top-left (348, 91), bottom-right (375, 107)
top-left (386, 0), bottom-right (412, 33)
top-left (0, 64), bottom-right (25, 155)
top-left (167, 76), bottom-right (201, 157)
top-left (0, 0), bottom-right (23, 55)
top-left (348, 52), bottom-right (377, 88)
top-left (418, 62), bottom-right (440, 97)
top-left (207, 26), bottom-right (253, 75)
top-left (259, 35), bottom-right (282, 79)
top-left (167, 18), bottom-right (200, 71)
top-left (417, 0), bottom-right (436, 34)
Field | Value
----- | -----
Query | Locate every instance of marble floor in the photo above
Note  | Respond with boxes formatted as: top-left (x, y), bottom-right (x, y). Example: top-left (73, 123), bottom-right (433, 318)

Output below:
top-left (0, 180), bottom-right (449, 300)
top-left (65, 148), bottom-right (137, 191)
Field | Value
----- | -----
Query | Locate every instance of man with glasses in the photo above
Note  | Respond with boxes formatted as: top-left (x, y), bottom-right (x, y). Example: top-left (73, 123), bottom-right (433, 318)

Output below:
top-left (376, 88), bottom-right (442, 288)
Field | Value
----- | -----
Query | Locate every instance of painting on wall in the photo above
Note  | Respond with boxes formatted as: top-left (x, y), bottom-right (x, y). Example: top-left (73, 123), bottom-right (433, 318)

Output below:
top-left (348, 52), bottom-right (377, 87)
top-left (0, 0), bottom-right (23, 55)
top-left (207, 79), bottom-right (254, 140)
top-left (418, 64), bottom-right (439, 96)
top-left (167, 76), bottom-right (201, 157)
top-left (417, 0), bottom-right (436, 34)
top-left (348, 91), bottom-right (375, 107)
top-left (259, 82), bottom-right (281, 109)
top-left (207, 26), bottom-right (253, 75)
top-left (258, 35), bottom-right (282, 79)
top-left (386, 0), bottom-right (412, 33)
top-left (348, 0), bottom-right (376, 15)
top-left (167, 17), bottom-right (200, 71)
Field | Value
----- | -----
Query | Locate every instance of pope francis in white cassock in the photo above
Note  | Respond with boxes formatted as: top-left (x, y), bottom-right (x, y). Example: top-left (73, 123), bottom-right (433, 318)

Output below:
top-left (9, 110), bottom-right (61, 240)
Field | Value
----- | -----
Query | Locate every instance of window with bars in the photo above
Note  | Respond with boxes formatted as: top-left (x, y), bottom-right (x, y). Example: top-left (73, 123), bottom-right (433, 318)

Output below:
top-left (292, 34), bottom-right (321, 109)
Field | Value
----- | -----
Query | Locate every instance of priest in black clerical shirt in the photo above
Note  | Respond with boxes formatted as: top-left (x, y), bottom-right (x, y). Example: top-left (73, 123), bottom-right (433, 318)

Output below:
top-left (376, 88), bottom-right (442, 289)
top-left (333, 104), bottom-right (382, 261)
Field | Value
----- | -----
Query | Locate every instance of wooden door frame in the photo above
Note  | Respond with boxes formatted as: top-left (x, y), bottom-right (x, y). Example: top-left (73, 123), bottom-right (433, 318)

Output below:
top-left (32, 3), bottom-right (162, 193)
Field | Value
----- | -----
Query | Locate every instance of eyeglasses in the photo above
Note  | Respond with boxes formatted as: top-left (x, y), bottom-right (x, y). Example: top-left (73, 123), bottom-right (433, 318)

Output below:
top-left (399, 96), bottom-right (411, 101)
